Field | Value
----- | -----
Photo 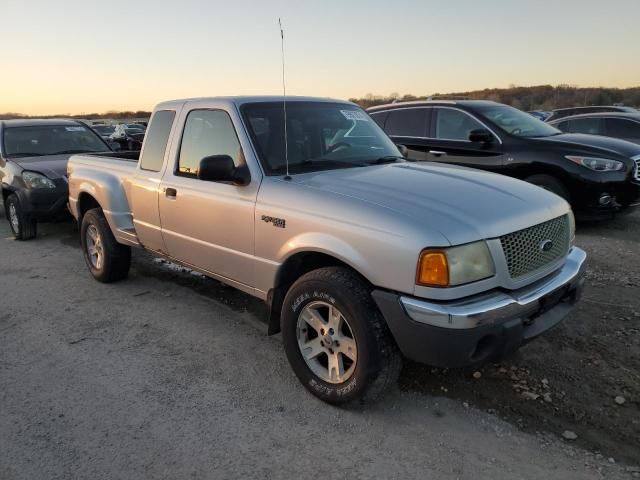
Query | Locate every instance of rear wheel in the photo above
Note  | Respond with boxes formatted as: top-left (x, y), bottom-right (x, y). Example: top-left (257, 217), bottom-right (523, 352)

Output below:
top-left (81, 208), bottom-right (131, 282)
top-left (6, 194), bottom-right (37, 240)
top-left (281, 267), bottom-right (402, 405)
top-left (525, 174), bottom-right (570, 201)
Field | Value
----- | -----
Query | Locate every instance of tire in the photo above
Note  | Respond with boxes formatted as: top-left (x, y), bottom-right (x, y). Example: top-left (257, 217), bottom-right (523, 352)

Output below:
top-left (281, 266), bottom-right (402, 405)
top-left (5, 194), bottom-right (37, 240)
top-left (80, 208), bottom-right (131, 282)
top-left (525, 174), bottom-right (570, 201)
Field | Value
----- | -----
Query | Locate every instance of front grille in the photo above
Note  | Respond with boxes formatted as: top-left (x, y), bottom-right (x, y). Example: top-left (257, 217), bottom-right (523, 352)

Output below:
top-left (500, 215), bottom-right (569, 279)
top-left (633, 155), bottom-right (640, 181)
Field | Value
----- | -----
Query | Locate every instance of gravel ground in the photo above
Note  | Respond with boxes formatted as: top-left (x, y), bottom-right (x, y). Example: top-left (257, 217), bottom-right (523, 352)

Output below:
top-left (0, 207), bottom-right (638, 479)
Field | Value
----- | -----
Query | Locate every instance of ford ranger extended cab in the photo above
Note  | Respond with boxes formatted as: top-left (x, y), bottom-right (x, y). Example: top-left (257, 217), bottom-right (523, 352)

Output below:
top-left (67, 96), bottom-right (586, 404)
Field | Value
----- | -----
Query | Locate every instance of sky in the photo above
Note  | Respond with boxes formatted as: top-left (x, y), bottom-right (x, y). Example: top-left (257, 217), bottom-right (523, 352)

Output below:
top-left (2, 0), bottom-right (639, 115)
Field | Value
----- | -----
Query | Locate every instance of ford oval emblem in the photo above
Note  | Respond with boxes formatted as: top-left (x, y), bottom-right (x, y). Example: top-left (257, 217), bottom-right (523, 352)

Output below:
top-left (539, 239), bottom-right (554, 252)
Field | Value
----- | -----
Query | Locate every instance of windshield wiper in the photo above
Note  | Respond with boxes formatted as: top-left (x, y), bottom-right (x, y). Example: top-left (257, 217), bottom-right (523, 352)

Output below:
top-left (367, 156), bottom-right (405, 165)
top-left (51, 149), bottom-right (93, 154)
top-left (6, 152), bottom-right (45, 158)
top-left (272, 159), bottom-right (365, 175)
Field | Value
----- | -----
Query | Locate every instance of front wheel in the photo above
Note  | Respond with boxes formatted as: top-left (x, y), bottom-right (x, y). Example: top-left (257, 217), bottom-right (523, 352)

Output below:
top-left (525, 174), bottom-right (570, 201)
top-left (6, 194), bottom-right (37, 240)
top-left (80, 208), bottom-right (131, 282)
top-left (281, 267), bottom-right (402, 405)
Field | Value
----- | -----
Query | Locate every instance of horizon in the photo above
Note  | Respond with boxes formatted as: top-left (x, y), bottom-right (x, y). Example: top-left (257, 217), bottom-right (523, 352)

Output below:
top-left (2, 0), bottom-right (639, 115)
top-left (2, 83), bottom-right (640, 118)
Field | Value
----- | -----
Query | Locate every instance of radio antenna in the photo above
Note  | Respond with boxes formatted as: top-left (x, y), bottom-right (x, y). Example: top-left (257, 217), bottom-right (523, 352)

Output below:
top-left (279, 18), bottom-right (290, 180)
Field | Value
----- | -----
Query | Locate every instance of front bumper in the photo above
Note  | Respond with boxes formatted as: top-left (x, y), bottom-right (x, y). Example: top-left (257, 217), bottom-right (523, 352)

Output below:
top-left (372, 247), bottom-right (587, 368)
top-left (14, 180), bottom-right (69, 221)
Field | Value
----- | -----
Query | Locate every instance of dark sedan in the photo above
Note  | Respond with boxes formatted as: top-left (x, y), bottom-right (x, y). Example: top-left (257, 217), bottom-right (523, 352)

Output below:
top-left (0, 119), bottom-right (112, 239)
top-left (549, 112), bottom-right (640, 145)
top-left (368, 100), bottom-right (640, 218)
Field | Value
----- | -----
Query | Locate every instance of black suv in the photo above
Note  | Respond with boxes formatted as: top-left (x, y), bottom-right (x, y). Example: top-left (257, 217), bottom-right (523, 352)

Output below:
top-left (368, 100), bottom-right (640, 218)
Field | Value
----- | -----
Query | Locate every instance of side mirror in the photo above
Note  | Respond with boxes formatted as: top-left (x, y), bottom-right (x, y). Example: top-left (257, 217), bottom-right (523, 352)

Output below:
top-left (109, 141), bottom-right (121, 151)
top-left (468, 128), bottom-right (493, 143)
top-left (198, 155), bottom-right (249, 185)
top-left (396, 144), bottom-right (409, 158)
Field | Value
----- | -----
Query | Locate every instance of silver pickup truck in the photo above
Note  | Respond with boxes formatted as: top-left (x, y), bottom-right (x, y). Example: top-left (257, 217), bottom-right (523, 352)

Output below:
top-left (67, 96), bottom-right (586, 404)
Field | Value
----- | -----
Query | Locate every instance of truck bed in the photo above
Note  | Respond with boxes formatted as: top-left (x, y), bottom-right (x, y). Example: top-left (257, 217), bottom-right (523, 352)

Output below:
top-left (67, 152), bottom-right (140, 245)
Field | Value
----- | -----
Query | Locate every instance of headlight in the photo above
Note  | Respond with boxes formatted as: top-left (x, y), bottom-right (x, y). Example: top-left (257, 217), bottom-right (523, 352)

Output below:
top-left (566, 155), bottom-right (624, 172)
top-left (416, 241), bottom-right (495, 287)
top-left (22, 171), bottom-right (56, 189)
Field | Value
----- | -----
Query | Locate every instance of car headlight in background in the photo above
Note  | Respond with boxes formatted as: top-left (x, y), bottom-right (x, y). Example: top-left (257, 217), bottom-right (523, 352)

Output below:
top-left (416, 241), bottom-right (495, 287)
top-left (22, 171), bottom-right (56, 189)
top-left (566, 155), bottom-right (624, 172)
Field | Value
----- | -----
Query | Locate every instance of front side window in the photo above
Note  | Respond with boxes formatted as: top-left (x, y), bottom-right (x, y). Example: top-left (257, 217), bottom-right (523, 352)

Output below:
top-left (567, 118), bottom-right (605, 135)
top-left (139, 110), bottom-right (175, 172)
top-left (2, 125), bottom-right (109, 158)
top-left (434, 108), bottom-right (484, 141)
top-left (241, 102), bottom-right (400, 175)
top-left (178, 110), bottom-right (243, 177)
top-left (606, 118), bottom-right (640, 138)
top-left (385, 108), bottom-right (428, 137)
top-left (474, 104), bottom-right (561, 138)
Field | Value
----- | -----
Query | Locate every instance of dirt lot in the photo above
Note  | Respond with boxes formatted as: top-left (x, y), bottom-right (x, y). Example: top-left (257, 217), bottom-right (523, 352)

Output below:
top-left (0, 206), bottom-right (638, 479)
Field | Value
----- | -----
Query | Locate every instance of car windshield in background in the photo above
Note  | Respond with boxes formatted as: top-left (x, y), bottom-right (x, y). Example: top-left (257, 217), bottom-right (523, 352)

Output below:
top-left (475, 104), bottom-right (563, 138)
top-left (3, 125), bottom-right (108, 157)
top-left (241, 102), bottom-right (401, 174)
top-left (125, 128), bottom-right (144, 135)
top-left (93, 126), bottom-right (115, 135)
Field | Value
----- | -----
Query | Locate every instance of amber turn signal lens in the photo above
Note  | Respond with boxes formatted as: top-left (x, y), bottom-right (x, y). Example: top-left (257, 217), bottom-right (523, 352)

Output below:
top-left (416, 250), bottom-right (449, 287)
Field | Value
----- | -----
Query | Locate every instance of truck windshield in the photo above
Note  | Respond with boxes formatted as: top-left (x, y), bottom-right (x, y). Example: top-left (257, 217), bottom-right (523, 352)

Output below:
top-left (241, 102), bottom-right (402, 174)
top-left (474, 104), bottom-right (562, 138)
top-left (3, 125), bottom-right (109, 158)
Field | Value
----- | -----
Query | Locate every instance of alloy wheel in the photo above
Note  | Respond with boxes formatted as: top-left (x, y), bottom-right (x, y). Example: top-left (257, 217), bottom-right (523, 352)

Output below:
top-left (296, 301), bottom-right (358, 384)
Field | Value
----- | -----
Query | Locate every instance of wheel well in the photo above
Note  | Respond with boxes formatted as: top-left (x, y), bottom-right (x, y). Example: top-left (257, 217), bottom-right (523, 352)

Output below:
top-left (266, 251), bottom-right (366, 335)
top-left (77, 193), bottom-right (101, 221)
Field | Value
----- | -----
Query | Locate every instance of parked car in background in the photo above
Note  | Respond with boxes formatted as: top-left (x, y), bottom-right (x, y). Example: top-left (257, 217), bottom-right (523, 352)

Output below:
top-left (109, 123), bottom-right (146, 151)
top-left (0, 119), bottom-right (112, 239)
top-left (549, 112), bottom-right (640, 145)
top-left (67, 96), bottom-right (586, 404)
top-left (528, 110), bottom-right (551, 121)
top-left (545, 105), bottom-right (638, 123)
top-left (368, 100), bottom-right (640, 218)
top-left (91, 124), bottom-right (116, 141)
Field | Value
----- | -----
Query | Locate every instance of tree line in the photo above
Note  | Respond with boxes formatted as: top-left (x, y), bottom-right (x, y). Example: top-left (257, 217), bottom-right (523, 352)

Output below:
top-left (0, 110), bottom-right (152, 120)
top-left (2, 85), bottom-right (639, 119)
top-left (349, 85), bottom-right (640, 111)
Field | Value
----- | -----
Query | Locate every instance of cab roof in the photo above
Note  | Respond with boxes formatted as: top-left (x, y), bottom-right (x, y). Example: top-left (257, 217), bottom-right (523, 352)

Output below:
top-left (155, 95), bottom-right (354, 111)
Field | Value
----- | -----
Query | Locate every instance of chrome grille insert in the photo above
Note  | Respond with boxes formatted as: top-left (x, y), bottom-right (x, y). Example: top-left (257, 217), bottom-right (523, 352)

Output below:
top-left (500, 215), bottom-right (569, 279)
top-left (633, 155), bottom-right (640, 181)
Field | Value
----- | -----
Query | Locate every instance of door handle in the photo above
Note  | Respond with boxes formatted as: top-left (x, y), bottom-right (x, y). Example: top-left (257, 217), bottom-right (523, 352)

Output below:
top-left (429, 150), bottom-right (447, 156)
top-left (165, 187), bottom-right (177, 198)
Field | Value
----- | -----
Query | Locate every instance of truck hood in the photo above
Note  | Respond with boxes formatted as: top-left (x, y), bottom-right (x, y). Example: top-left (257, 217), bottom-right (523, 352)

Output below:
top-left (294, 162), bottom-right (569, 245)
top-left (11, 154), bottom-right (72, 179)
top-left (532, 133), bottom-right (640, 158)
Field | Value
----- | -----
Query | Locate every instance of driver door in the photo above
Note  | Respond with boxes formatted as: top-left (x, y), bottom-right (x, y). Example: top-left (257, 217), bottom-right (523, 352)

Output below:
top-left (425, 107), bottom-right (505, 172)
top-left (158, 106), bottom-right (259, 288)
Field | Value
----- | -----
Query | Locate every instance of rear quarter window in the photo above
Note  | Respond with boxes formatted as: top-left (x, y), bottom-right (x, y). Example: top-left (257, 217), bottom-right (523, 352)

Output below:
top-left (139, 110), bottom-right (176, 172)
